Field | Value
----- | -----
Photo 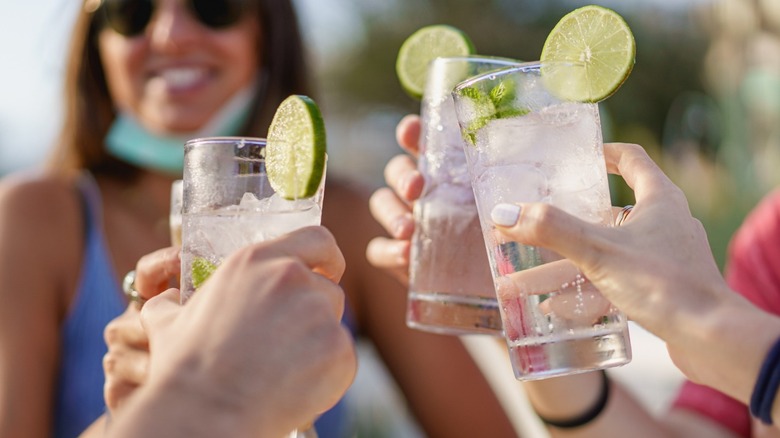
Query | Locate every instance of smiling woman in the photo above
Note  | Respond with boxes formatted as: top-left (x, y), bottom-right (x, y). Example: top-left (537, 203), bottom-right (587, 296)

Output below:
top-left (0, 2), bottom-right (308, 436)
top-left (94, 0), bottom-right (261, 133)
top-left (0, 1), bottom-right (516, 437)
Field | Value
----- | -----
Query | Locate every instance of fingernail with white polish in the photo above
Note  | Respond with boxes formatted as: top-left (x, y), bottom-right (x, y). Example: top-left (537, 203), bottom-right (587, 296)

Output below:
top-left (491, 203), bottom-right (521, 227)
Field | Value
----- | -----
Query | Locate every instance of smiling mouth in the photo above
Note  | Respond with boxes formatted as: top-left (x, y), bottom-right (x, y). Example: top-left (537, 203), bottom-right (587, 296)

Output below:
top-left (151, 67), bottom-right (210, 93)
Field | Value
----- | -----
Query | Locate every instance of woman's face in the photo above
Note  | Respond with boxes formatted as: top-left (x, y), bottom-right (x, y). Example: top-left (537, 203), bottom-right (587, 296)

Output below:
top-left (98, 0), bottom-right (261, 134)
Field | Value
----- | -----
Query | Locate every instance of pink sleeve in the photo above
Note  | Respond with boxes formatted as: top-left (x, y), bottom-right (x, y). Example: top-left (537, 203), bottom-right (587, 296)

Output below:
top-left (672, 190), bottom-right (780, 437)
top-left (724, 190), bottom-right (780, 313)
top-left (673, 380), bottom-right (750, 437)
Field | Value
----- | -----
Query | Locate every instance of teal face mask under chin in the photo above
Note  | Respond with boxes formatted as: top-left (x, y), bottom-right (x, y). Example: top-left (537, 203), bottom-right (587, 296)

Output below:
top-left (105, 86), bottom-right (254, 175)
top-left (105, 117), bottom-right (192, 175)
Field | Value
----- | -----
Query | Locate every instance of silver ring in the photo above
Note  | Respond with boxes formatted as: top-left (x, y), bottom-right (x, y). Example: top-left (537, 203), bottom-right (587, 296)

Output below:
top-left (122, 270), bottom-right (146, 307)
top-left (616, 205), bottom-right (634, 227)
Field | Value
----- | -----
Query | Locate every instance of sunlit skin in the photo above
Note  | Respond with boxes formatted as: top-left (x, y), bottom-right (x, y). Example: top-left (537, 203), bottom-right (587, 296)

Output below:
top-left (97, 0), bottom-right (262, 135)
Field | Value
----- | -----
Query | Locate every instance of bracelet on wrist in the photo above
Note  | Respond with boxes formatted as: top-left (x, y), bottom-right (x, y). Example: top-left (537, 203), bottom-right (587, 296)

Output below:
top-left (537, 370), bottom-right (610, 429)
top-left (750, 335), bottom-right (780, 425)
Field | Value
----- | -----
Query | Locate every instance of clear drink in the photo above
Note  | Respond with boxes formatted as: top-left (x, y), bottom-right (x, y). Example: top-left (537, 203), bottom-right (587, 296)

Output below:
top-left (407, 56), bottom-right (518, 335)
top-left (452, 62), bottom-right (631, 380)
top-left (180, 137), bottom-right (324, 302)
top-left (181, 191), bottom-right (322, 300)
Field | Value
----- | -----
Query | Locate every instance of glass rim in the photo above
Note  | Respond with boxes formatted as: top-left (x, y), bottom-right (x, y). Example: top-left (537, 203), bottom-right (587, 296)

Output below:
top-left (452, 60), bottom-right (541, 93)
top-left (184, 136), bottom-right (267, 148)
top-left (452, 60), bottom-right (585, 93)
top-left (429, 54), bottom-right (522, 66)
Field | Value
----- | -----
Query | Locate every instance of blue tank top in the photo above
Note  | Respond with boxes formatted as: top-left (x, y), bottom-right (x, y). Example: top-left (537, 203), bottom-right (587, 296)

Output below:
top-left (51, 174), bottom-right (352, 437)
top-left (53, 174), bottom-right (125, 438)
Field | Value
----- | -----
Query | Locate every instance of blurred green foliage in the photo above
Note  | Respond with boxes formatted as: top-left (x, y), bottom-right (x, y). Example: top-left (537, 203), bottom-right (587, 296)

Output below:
top-left (321, 1), bottom-right (708, 141)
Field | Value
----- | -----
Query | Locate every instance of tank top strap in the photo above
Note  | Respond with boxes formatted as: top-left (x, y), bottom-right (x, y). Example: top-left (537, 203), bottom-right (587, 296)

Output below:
top-left (53, 172), bottom-right (125, 438)
top-left (75, 173), bottom-right (102, 237)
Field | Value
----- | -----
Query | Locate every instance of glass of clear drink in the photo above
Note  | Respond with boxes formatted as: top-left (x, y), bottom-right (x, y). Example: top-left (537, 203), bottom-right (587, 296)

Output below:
top-left (451, 61), bottom-right (631, 380)
top-left (180, 137), bottom-right (325, 303)
top-left (407, 56), bottom-right (519, 336)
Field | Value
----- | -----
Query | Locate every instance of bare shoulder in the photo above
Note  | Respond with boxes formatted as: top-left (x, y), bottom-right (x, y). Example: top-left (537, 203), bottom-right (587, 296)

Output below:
top-left (0, 171), bottom-right (82, 233)
top-left (0, 171), bottom-right (83, 303)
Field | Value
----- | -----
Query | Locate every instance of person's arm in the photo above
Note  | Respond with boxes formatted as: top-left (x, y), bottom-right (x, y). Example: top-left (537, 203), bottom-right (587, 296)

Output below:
top-left (0, 176), bottom-right (81, 437)
top-left (518, 295), bottom-right (778, 438)
top-left (519, 369), bottom-right (739, 438)
top-left (666, 192), bottom-right (780, 438)
top-left (107, 227), bottom-right (356, 437)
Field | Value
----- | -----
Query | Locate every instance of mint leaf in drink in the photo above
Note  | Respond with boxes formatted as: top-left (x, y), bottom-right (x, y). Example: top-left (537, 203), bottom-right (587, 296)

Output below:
top-left (490, 81), bottom-right (528, 120)
top-left (463, 116), bottom-right (490, 145)
top-left (495, 107), bottom-right (530, 119)
top-left (456, 85), bottom-right (494, 145)
top-left (462, 86), bottom-right (498, 123)
top-left (458, 80), bottom-right (527, 145)
top-left (459, 85), bottom-right (491, 103)
top-left (488, 81), bottom-right (515, 109)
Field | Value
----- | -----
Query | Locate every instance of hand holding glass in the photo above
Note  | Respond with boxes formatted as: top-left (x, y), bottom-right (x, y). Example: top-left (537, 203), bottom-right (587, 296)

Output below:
top-left (181, 137), bottom-right (324, 301)
top-left (180, 137), bottom-right (323, 436)
top-left (452, 62), bottom-right (631, 380)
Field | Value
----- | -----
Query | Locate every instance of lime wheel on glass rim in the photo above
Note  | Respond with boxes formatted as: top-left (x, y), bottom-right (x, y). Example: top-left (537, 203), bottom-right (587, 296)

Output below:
top-left (396, 24), bottom-right (476, 100)
top-left (189, 95), bottom-right (327, 289)
top-left (540, 4), bottom-right (636, 103)
top-left (266, 94), bottom-right (327, 200)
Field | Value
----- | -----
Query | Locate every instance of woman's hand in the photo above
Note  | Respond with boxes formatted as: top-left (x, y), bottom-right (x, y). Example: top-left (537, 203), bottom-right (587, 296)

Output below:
top-left (366, 115), bottom-right (424, 284)
top-left (102, 306), bottom-right (147, 413)
top-left (131, 246), bottom-right (181, 303)
top-left (118, 226), bottom-right (355, 437)
top-left (487, 143), bottom-right (769, 387)
top-left (492, 205), bottom-right (640, 328)
top-left (491, 143), bottom-right (726, 338)
top-left (103, 247), bottom-right (180, 414)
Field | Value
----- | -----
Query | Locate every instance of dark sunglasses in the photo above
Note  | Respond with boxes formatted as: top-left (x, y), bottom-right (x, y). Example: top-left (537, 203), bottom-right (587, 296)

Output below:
top-left (96, 0), bottom-right (250, 37)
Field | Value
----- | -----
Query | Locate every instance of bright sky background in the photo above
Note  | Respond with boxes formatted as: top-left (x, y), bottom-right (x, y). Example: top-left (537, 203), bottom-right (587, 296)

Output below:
top-left (0, 0), bottom-right (80, 174)
top-left (0, 0), bottom-right (714, 175)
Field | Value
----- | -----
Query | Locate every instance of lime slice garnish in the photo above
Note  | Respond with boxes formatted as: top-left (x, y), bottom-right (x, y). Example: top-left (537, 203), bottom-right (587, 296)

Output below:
top-left (540, 5), bottom-right (635, 102)
top-left (396, 25), bottom-right (476, 100)
top-left (191, 257), bottom-right (217, 289)
top-left (266, 95), bottom-right (327, 200)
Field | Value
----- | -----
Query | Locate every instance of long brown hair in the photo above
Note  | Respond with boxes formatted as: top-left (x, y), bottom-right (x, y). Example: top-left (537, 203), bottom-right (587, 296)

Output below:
top-left (48, 0), bottom-right (311, 178)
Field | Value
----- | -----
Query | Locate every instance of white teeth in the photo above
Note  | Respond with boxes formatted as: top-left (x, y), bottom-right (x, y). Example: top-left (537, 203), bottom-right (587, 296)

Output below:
top-left (159, 68), bottom-right (206, 88)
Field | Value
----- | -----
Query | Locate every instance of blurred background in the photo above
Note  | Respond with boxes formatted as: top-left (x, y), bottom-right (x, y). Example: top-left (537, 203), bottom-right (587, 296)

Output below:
top-left (2, 0), bottom-right (779, 435)
top-left (4, 0), bottom-right (778, 268)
